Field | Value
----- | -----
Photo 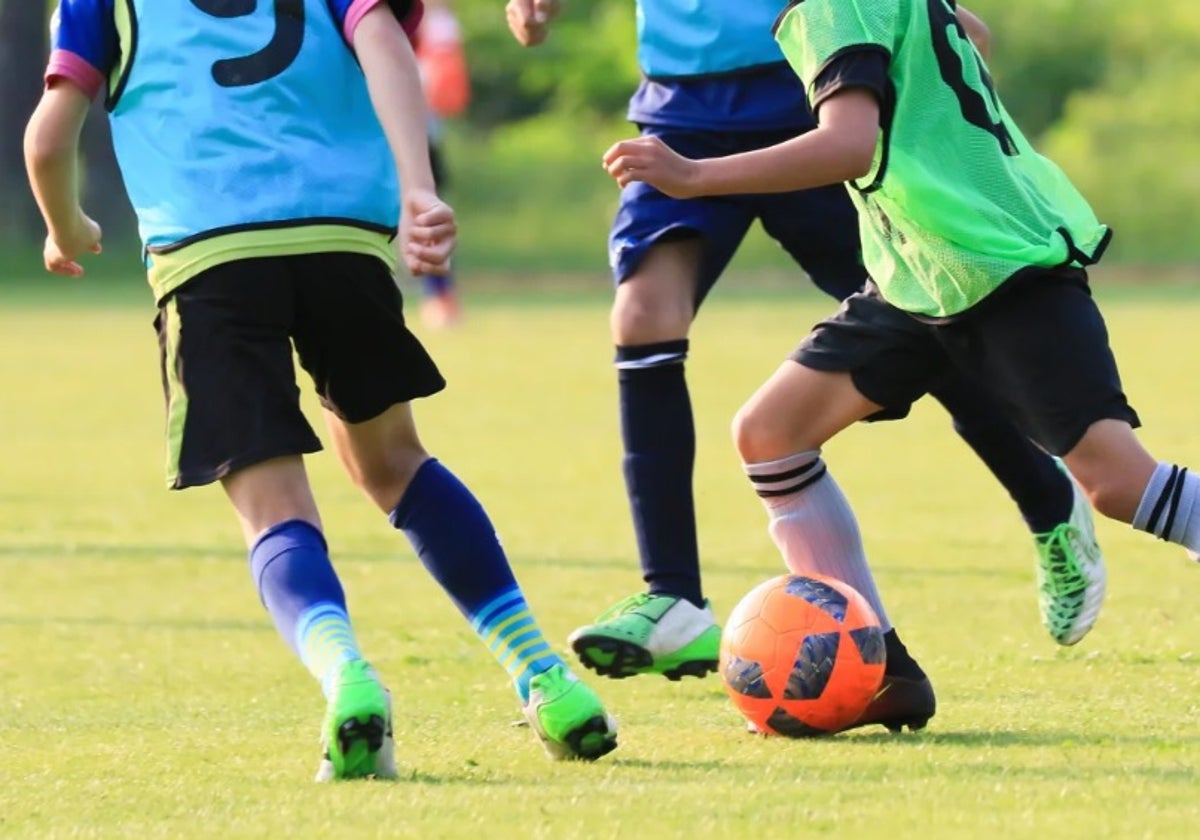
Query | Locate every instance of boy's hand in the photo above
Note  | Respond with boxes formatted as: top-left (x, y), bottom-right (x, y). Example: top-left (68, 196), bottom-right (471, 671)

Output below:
top-left (401, 189), bottom-right (456, 276)
top-left (604, 136), bottom-right (703, 199)
top-left (44, 212), bottom-right (102, 277)
top-left (506, 0), bottom-right (562, 47)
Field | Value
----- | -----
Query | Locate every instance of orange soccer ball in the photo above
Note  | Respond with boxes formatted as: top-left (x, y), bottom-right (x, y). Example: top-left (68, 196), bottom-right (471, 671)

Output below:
top-left (720, 573), bottom-right (886, 736)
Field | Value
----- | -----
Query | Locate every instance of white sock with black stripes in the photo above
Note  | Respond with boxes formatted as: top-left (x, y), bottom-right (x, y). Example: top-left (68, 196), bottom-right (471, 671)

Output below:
top-left (1132, 462), bottom-right (1200, 559)
top-left (744, 450), bottom-right (891, 630)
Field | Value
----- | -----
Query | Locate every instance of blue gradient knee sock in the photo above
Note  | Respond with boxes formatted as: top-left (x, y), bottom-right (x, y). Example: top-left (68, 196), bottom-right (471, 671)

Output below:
top-left (389, 459), bottom-right (563, 701)
top-left (249, 520), bottom-right (364, 697)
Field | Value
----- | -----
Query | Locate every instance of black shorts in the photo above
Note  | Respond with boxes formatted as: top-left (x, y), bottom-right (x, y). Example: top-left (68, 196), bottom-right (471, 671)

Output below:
top-left (155, 253), bottom-right (445, 489)
top-left (792, 270), bottom-right (1141, 455)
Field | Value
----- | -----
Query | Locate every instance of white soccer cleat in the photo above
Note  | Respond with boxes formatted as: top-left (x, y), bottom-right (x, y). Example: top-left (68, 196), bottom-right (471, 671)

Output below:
top-left (1034, 460), bottom-right (1106, 646)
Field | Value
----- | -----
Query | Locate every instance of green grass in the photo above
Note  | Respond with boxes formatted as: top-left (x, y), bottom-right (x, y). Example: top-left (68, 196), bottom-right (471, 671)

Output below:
top-left (1, 269), bottom-right (1198, 839)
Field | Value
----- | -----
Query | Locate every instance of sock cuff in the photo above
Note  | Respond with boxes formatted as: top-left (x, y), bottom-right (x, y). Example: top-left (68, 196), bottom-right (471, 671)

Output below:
top-left (744, 450), bottom-right (825, 501)
top-left (388, 457), bottom-right (441, 529)
top-left (248, 519), bottom-right (331, 606)
top-left (250, 519), bottom-right (327, 567)
top-left (1134, 462), bottom-right (1195, 542)
top-left (614, 339), bottom-right (689, 370)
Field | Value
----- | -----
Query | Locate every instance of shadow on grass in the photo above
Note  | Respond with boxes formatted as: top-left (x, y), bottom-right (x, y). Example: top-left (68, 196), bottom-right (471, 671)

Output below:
top-left (0, 613), bottom-right (271, 633)
top-left (608, 757), bottom-right (764, 772)
top-left (848, 729), bottom-right (1200, 750)
top-left (0, 541), bottom-right (1016, 580)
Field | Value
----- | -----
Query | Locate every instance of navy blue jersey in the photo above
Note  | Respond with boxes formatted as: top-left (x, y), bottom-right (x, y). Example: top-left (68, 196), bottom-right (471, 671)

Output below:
top-left (627, 64), bottom-right (816, 132)
top-left (628, 0), bottom-right (817, 133)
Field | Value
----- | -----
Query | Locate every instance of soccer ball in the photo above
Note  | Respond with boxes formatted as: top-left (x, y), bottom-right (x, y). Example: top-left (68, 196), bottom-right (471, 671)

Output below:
top-left (720, 573), bottom-right (886, 736)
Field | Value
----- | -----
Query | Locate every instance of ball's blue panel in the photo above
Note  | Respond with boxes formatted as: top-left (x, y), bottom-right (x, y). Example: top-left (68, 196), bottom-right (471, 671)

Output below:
top-left (783, 631), bottom-right (839, 700)
top-left (783, 576), bottom-right (848, 622)
top-left (723, 655), bottom-right (772, 699)
top-left (766, 707), bottom-right (828, 737)
top-left (850, 626), bottom-right (886, 665)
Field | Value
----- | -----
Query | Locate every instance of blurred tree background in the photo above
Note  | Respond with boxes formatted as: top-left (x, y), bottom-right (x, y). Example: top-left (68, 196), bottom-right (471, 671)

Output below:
top-left (2, 0), bottom-right (1199, 271)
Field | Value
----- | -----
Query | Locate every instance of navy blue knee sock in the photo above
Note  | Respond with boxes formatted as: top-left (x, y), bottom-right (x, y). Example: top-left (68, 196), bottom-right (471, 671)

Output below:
top-left (616, 341), bottom-right (703, 606)
top-left (929, 374), bottom-right (1071, 533)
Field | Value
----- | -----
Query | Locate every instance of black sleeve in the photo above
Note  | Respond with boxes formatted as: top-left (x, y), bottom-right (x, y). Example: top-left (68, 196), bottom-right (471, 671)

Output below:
top-left (810, 47), bottom-right (890, 118)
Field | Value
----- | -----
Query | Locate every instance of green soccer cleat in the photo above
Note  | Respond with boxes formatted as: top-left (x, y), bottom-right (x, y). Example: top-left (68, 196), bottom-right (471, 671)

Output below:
top-left (314, 660), bottom-right (397, 782)
top-left (1034, 460), bottom-right (1106, 646)
top-left (568, 592), bottom-right (722, 680)
top-left (521, 664), bottom-right (618, 761)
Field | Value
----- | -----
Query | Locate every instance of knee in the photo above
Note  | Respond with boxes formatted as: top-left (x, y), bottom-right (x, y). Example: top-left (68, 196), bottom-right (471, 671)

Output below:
top-left (611, 287), bottom-right (692, 346)
top-left (733, 402), bottom-right (791, 464)
top-left (346, 448), bottom-right (428, 513)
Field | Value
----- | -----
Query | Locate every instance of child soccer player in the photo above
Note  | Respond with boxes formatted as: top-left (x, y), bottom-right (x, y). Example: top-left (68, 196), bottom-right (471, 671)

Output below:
top-left (25, 0), bottom-right (616, 779)
top-left (602, 0), bottom-right (1200, 662)
top-left (509, 0), bottom-right (1104, 732)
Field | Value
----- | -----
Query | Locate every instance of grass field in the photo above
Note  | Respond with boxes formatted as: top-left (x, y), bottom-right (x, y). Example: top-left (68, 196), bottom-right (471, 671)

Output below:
top-left (1, 267), bottom-right (1198, 839)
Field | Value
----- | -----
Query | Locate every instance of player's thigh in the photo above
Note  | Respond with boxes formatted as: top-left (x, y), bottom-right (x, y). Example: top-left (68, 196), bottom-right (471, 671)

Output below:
top-left (733, 362), bottom-right (881, 462)
top-left (290, 253), bottom-right (446, 425)
top-left (944, 270), bottom-right (1141, 457)
top-left (156, 258), bottom-right (321, 490)
top-left (609, 128), bottom-right (756, 325)
top-left (792, 284), bottom-right (949, 426)
top-left (612, 237), bottom-right (705, 343)
top-left (757, 183), bottom-right (868, 301)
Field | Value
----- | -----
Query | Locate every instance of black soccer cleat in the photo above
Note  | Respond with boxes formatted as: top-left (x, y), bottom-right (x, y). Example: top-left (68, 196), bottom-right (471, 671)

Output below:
top-left (845, 674), bottom-right (937, 733)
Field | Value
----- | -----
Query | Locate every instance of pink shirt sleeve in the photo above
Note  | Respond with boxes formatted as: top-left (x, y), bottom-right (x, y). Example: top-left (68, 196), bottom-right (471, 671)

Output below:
top-left (344, 0), bottom-right (425, 46)
top-left (45, 49), bottom-right (106, 100)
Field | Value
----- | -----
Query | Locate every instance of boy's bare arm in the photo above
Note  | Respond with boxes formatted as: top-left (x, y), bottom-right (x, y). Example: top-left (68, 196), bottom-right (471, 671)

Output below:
top-left (354, 6), bottom-right (455, 275)
top-left (604, 88), bottom-right (880, 199)
top-left (24, 82), bottom-right (103, 276)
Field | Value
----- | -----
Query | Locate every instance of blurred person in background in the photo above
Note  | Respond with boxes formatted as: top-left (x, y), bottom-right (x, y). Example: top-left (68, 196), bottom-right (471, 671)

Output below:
top-left (416, 0), bottom-right (472, 328)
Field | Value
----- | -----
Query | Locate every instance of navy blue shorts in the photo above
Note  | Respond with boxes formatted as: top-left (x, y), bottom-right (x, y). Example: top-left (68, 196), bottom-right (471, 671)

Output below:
top-left (793, 271), bottom-right (1141, 455)
top-left (608, 125), bottom-right (867, 305)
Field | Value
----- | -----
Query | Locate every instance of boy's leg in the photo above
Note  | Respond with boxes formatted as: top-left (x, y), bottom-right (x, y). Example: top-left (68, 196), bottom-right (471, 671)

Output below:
top-left (159, 258), bottom-right (391, 780)
top-left (294, 255), bottom-right (615, 761)
top-left (762, 185), bottom-right (1101, 645)
top-left (570, 239), bottom-right (724, 680)
top-left (223, 458), bottom-right (395, 782)
top-left (733, 357), bottom-right (935, 732)
top-left (949, 272), bottom-right (1200, 638)
top-left (1066, 419), bottom-right (1200, 556)
top-left (569, 130), bottom-right (755, 681)
top-left (753, 286), bottom-right (954, 729)
top-left (927, 374), bottom-right (1104, 646)
top-left (324, 403), bottom-right (618, 761)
